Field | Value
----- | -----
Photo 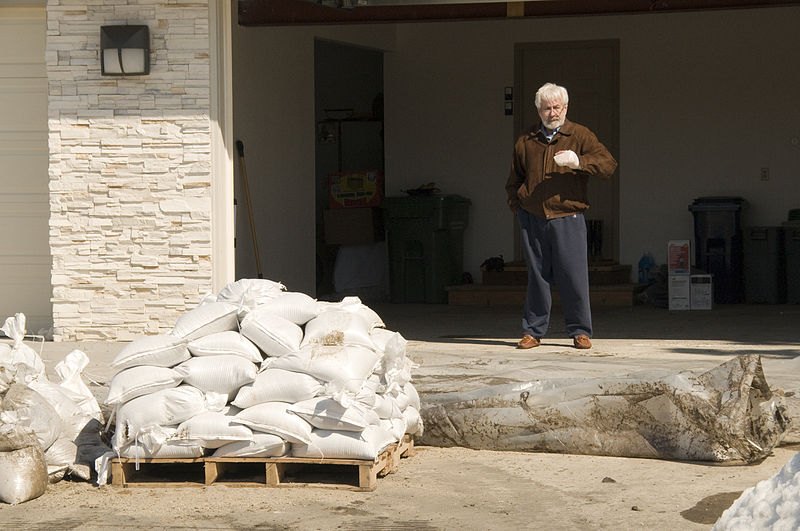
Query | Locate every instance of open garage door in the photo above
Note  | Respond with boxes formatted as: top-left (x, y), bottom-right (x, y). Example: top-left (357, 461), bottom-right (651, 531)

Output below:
top-left (0, 6), bottom-right (51, 334)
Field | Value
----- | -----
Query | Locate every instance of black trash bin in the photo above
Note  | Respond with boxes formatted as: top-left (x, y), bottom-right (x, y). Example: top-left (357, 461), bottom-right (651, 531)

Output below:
top-left (688, 197), bottom-right (744, 304)
top-left (382, 195), bottom-right (470, 303)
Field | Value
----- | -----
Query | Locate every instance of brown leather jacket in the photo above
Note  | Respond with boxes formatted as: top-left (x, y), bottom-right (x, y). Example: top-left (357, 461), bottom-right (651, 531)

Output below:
top-left (506, 119), bottom-right (617, 219)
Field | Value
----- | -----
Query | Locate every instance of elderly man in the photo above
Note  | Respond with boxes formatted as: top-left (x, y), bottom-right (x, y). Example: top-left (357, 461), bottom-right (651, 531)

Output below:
top-left (506, 82), bottom-right (617, 350)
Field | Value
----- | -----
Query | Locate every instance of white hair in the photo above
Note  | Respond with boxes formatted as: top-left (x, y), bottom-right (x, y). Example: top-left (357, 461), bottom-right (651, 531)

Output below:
top-left (535, 83), bottom-right (569, 109)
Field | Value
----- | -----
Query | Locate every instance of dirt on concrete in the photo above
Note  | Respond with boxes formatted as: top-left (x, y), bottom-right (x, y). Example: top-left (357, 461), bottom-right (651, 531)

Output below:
top-left (2, 303), bottom-right (799, 529)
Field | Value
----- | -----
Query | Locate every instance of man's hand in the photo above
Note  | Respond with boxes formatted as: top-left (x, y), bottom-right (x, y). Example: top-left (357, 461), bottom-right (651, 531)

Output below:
top-left (554, 150), bottom-right (581, 170)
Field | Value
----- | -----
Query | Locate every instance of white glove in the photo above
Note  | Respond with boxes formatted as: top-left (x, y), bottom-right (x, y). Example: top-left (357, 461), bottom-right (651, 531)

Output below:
top-left (554, 150), bottom-right (580, 170)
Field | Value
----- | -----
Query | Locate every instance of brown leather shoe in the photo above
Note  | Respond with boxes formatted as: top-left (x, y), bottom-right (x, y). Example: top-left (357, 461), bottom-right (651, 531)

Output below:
top-left (573, 334), bottom-right (592, 349)
top-left (517, 334), bottom-right (541, 349)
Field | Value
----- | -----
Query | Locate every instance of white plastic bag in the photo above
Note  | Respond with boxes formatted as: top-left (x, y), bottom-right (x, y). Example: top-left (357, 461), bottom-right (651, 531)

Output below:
top-left (0, 314), bottom-right (46, 381)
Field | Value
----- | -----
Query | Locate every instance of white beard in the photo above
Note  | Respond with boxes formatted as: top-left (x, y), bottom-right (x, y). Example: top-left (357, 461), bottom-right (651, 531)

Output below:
top-left (543, 115), bottom-right (565, 131)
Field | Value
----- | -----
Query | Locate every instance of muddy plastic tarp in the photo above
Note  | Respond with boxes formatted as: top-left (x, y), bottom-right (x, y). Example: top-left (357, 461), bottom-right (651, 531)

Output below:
top-left (419, 355), bottom-right (789, 463)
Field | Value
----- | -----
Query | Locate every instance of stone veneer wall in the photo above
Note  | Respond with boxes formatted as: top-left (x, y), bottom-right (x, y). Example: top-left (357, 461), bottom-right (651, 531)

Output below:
top-left (47, 1), bottom-right (213, 341)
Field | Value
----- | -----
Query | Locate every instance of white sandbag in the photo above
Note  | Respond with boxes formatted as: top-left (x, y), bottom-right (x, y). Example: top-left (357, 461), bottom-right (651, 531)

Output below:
top-left (301, 310), bottom-right (375, 350)
top-left (403, 405), bottom-right (423, 435)
top-left (111, 334), bottom-right (190, 371)
top-left (256, 291), bottom-right (319, 325)
top-left (170, 301), bottom-right (239, 341)
top-left (288, 397), bottom-right (380, 432)
top-left (174, 355), bottom-right (257, 401)
top-left (291, 425), bottom-right (397, 460)
top-left (404, 382), bottom-right (421, 411)
top-left (364, 373), bottom-right (386, 394)
top-left (380, 418), bottom-right (407, 441)
top-left (117, 440), bottom-right (205, 459)
top-left (53, 349), bottom-right (102, 420)
top-left (212, 433), bottom-right (289, 458)
top-left (0, 445), bottom-right (48, 505)
top-left (216, 278), bottom-right (286, 315)
top-left (373, 393), bottom-right (402, 420)
top-left (231, 368), bottom-right (323, 408)
top-left (188, 331), bottom-right (263, 363)
top-left (44, 437), bottom-right (78, 481)
top-left (369, 327), bottom-right (398, 352)
top-left (240, 308), bottom-right (303, 357)
top-left (27, 379), bottom-right (83, 421)
top-left (113, 385), bottom-right (209, 448)
top-left (267, 345), bottom-right (381, 393)
top-left (1, 384), bottom-right (61, 451)
top-left (374, 331), bottom-right (413, 391)
top-left (0, 313), bottom-right (46, 381)
top-left (231, 402), bottom-right (313, 444)
top-left (105, 366), bottom-right (183, 406)
top-left (319, 296), bottom-right (385, 329)
top-left (176, 408), bottom-right (253, 449)
top-left (393, 391), bottom-right (411, 412)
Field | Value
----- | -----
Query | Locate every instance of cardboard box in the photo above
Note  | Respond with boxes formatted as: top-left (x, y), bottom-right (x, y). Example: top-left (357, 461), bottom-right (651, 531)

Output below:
top-left (668, 239), bottom-right (691, 275)
top-left (329, 170), bottom-right (384, 209)
top-left (690, 274), bottom-right (713, 310)
top-left (323, 207), bottom-right (384, 245)
top-left (668, 275), bottom-right (690, 310)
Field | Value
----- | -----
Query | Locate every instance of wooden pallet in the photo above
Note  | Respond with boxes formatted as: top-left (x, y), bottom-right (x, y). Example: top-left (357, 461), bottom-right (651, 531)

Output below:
top-left (111, 435), bottom-right (414, 492)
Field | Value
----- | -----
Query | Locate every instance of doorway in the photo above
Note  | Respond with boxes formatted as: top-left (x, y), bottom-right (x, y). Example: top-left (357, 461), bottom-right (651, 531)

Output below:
top-left (314, 40), bottom-right (385, 300)
top-left (513, 40), bottom-right (620, 263)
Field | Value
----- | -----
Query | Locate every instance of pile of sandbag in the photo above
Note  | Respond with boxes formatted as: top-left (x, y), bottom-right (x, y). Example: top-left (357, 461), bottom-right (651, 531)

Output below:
top-left (0, 314), bottom-right (106, 504)
top-left (102, 278), bottom-right (421, 480)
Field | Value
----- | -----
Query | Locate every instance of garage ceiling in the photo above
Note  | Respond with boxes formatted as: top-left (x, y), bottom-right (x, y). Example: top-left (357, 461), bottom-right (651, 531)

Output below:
top-left (238, 0), bottom-right (797, 25)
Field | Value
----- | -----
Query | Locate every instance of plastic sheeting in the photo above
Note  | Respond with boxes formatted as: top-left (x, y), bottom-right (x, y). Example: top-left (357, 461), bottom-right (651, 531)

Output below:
top-left (419, 355), bottom-right (789, 463)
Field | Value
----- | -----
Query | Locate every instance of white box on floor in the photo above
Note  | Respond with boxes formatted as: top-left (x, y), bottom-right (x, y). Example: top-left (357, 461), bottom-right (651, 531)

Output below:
top-left (669, 275), bottom-right (690, 310)
top-left (690, 274), bottom-right (713, 310)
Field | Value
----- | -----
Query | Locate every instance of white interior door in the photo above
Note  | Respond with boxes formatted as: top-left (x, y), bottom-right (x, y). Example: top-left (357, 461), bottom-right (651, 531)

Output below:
top-left (0, 6), bottom-right (51, 334)
top-left (513, 40), bottom-right (620, 262)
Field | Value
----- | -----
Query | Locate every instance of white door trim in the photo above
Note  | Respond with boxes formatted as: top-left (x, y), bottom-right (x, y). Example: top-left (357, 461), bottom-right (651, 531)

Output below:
top-left (210, 0), bottom-right (235, 292)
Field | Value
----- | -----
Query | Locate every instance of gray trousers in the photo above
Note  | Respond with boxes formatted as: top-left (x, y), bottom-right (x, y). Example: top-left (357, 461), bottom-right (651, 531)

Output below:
top-left (517, 209), bottom-right (592, 338)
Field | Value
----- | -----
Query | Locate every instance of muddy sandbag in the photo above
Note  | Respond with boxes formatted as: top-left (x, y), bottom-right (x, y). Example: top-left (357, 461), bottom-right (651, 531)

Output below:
top-left (1, 384), bottom-right (62, 451)
top-left (0, 419), bottom-right (39, 452)
top-left (419, 354), bottom-right (788, 463)
top-left (0, 445), bottom-right (48, 504)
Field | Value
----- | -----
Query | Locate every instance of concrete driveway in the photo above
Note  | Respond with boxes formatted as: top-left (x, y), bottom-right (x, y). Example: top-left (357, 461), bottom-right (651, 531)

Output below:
top-left (4, 302), bottom-right (798, 529)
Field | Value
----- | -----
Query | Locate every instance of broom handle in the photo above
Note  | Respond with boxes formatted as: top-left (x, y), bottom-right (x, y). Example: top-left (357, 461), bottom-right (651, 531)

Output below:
top-left (236, 140), bottom-right (263, 279)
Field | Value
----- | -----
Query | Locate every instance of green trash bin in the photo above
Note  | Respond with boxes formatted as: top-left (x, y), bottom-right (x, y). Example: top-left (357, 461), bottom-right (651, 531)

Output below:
top-left (382, 195), bottom-right (470, 303)
top-left (743, 226), bottom-right (785, 304)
